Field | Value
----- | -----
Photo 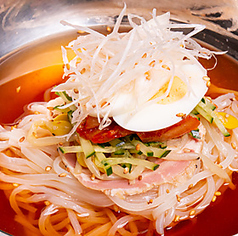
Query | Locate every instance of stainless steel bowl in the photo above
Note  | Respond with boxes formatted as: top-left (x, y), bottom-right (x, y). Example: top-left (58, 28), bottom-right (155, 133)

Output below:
top-left (1, 0), bottom-right (238, 59)
top-left (0, 1), bottom-right (238, 236)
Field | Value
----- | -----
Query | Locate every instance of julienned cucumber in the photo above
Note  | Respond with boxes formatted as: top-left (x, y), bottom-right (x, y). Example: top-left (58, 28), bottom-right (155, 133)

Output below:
top-left (59, 142), bottom-right (170, 158)
top-left (131, 140), bottom-right (170, 158)
top-left (101, 157), bottom-right (159, 171)
top-left (95, 152), bottom-right (113, 176)
top-left (78, 136), bottom-right (95, 158)
top-left (195, 100), bottom-right (230, 137)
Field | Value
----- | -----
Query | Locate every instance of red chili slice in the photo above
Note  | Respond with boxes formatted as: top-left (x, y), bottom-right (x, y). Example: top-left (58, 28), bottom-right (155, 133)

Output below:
top-left (137, 115), bottom-right (200, 142)
top-left (76, 115), bottom-right (200, 143)
top-left (76, 116), bottom-right (133, 143)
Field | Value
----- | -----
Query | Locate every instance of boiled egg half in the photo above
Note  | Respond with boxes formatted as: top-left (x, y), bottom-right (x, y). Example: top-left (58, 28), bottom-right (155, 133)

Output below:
top-left (112, 62), bottom-right (208, 132)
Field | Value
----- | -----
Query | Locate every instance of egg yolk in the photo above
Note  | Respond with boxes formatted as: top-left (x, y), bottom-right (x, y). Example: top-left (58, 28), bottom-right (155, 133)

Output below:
top-left (216, 112), bottom-right (238, 130)
top-left (151, 76), bottom-right (187, 104)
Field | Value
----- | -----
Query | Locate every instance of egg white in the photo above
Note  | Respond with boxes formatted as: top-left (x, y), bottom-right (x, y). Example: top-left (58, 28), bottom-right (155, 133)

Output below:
top-left (113, 63), bottom-right (208, 132)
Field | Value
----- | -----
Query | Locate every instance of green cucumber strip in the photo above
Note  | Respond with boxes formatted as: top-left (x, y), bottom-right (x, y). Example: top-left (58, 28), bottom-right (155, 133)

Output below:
top-left (55, 91), bottom-right (72, 102)
top-left (113, 149), bottom-right (125, 155)
top-left (59, 144), bottom-right (135, 154)
top-left (129, 149), bottom-right (143, 155)
top-left (190, 109), bottom-right (199, 115)
top-left (131, 140), bottom-right (154, 157)
top-left (78, 136), bottom-right (95, 158)
top-left (58, 146), bottom-right (83, 154)
top-left (53, 105), bottom-right (71, 113)
top-left (196, 101), bottom-right (230, 137)
top-left (120, 163), bottom-right (132, 173)
top-left (144, 141), bottom-right (166, 148)
top-left (189, 129), bottom-right (201, 139)
top-left (149, 148), bottom-right (171, 158)
top-left (201, 97), bottom-right (216, 110)
top-left (109, 138), bottom-right (125, 147)
top-left (212, 114), bottom-right (231, 137)
top-left (95, 153), bottom-right (113, 176)
top-left (194, 106), bottom-right (213, 123)
top-left (101, 157), bottom-right (159, 171)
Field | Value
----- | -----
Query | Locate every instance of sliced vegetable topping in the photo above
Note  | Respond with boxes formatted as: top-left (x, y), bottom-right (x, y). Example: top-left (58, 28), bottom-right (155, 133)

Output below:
top-left (137, 115), bottom-right (200, 142)
top-left (216, 112), bottom-right (238, 130)
top-left (59, 134), bottom-right (172, 176)
top-left (101, 157), bottom-right (159, 171)
top-left (76, 115), bottom-right (200, 144)
top-left (194, 99), bottom-right (231, 137)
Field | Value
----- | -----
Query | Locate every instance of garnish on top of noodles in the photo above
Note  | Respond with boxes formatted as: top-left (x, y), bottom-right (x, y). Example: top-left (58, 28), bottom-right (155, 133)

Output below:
top-left (2, 6), bottom-right (238, 236)
top-left (53, 7), bottom-right (212, 133)
top-left (39, 5), bottom-right (237, 179)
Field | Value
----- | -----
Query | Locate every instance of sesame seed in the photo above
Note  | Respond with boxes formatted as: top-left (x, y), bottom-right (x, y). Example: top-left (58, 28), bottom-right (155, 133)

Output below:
top-left (106, 26), bottom-right (112, 32)
top-left (231, 142), bottom-right (237, 150)
top-left (78, 30), bottom-right (85, 34)
top-left (11, 125), bottom-right (17, 130)
top-left (44, 200), bottom-right (51, 206)
top-left (202, 76), bottom-right (210, 81)
top-left (231, 97), bottom-right (236, 101)
top-left (189, 209), bottom-right (196, 216)
top-left (148, 199), bottom-right (153, 204)
top-left (176, 194), bottom-right (181, 202)
top-left (188, 184), bottom-right (193, 189)
top-left (215, 191), bottom-right (221, 196)
top-left (212, 196), bottom-right (217, 202)
top-left (145, 71), bottom-right (151, 80)
top-left (59, 173), bottom-right (67, 177)
top-left (12, 183), bottom-right (19, 187)
top-left (16, 86), bottom-right (21, 93)
top-left (162, 64), bottom-right (170, 70)
top-left (91, 174), bottom-right (95, 181)
top-left (206, 81), bottom-right (211, 87)
top-left (136, 144), bottom-right (140, 151)
top-left (19, 137), bottom-right (25, 143)
top-left (138, 175), bottom-right (142, 181)
top-left (45, 166), bottom-right (52, 172)
top-left (113, 204), bottom-right (120, 213)
top-left (149, 60), bottom-right (155, 67)
top-left (74, 88), bottom-right (79, 94)
top-left (123, 167), bottom-right (129, 174)
top-left (65, 64), bottom-right (70, 70)
top-left (166, 189), bottom-right (170, 193)
top-left (142, 53), bottom-right (147, 58)
top-left (80, 68), bottom-right (86, 75)
top-left (176, 113), bottom-right (186, 118)
top-left (217, 164), bottom-right (223, 169)
top-left (183, 148), bottom-right (192, 153)
top-left (101, 101), bottom-right (108, 107)
top-left (174, 215), bottom-right (180, 222)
